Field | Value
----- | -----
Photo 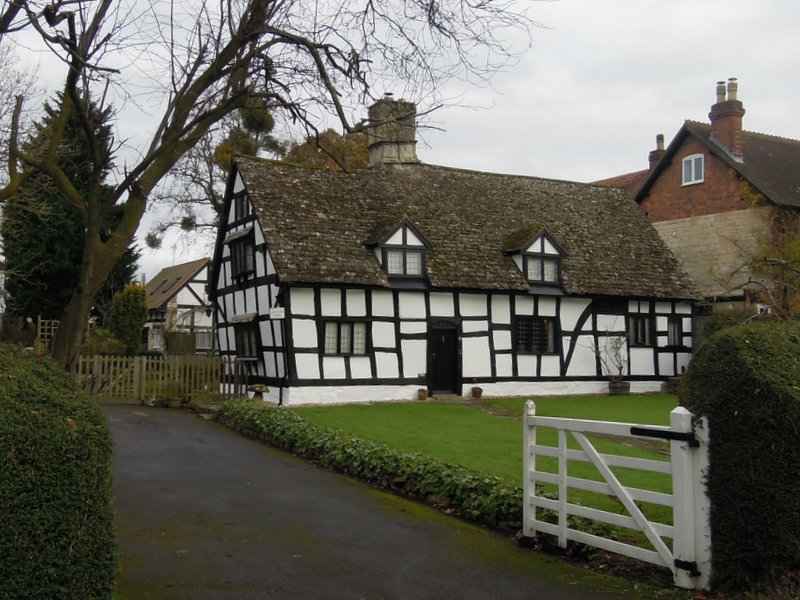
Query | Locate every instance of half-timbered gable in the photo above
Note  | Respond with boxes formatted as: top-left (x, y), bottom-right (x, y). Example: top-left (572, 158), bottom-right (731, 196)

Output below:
top-left (209, 98), bottom-right (697, 405)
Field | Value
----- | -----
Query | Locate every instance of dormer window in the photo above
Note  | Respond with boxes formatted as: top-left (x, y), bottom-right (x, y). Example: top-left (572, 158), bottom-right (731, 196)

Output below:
top-left (682, 153), bottom-right (704, 186)
top-left (522, 234), bottom-right (561, 285)
top-left (366, 222), bottom-right (429, 279)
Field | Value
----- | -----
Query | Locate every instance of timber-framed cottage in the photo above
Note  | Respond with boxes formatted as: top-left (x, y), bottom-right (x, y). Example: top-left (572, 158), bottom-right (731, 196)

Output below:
top-left (209, 97), bottom-right (697, 405)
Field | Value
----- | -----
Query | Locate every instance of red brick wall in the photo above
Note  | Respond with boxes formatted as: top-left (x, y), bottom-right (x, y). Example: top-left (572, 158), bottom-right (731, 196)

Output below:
top-left (640, 138), bottom-right (748, 222)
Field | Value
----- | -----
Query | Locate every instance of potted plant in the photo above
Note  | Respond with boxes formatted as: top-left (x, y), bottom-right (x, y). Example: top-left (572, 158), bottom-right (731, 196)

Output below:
top-left (470, 386), bottom-right (483, 400)
top-left (597, 335), bottom-right (630, 395)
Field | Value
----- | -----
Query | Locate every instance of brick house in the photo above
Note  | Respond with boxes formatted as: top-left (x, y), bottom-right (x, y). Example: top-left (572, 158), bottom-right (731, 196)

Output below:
top-left (596, 79), bottom-right (800, 310)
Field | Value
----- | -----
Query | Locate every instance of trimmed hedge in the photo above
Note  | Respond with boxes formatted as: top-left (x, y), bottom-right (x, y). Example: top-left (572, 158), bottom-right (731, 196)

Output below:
top-left (681, 321), bottom-right (800, 590)
top-left (0, 344), bottom-right (115, 599)
top-left (218, 399), bottom-right (523, 530)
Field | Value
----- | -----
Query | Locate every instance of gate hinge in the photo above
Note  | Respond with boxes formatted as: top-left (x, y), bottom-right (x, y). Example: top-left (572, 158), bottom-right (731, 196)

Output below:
top-left (630, 426), bottom-right (699, 448)
top-left (674, 559), bottom-right (701, 577)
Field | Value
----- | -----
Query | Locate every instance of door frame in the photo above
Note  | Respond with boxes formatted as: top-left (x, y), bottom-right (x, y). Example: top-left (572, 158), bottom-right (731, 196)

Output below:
top-left (427, 318), bottom-right (462, 395)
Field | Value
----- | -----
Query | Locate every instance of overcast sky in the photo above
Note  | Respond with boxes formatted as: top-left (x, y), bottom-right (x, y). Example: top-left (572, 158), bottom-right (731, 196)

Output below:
top-left (10, 0), bottom-right (800, 279)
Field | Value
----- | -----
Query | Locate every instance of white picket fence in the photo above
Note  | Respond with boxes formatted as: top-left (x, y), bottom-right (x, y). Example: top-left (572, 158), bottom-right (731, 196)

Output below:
top-left (522, 401), bottom-right (711, 590)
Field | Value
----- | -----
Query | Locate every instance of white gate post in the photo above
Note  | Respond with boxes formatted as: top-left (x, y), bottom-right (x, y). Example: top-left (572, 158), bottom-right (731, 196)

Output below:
top-left (670, 406), bottom-right (699, 589)
top-left (693, 415), bottom-right (712, 590)
top-left (522, 400), bottom-right (536, 538)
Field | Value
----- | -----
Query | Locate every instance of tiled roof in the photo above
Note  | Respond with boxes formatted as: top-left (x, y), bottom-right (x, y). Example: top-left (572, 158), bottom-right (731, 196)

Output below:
top-left (145, 258), bottom-right (208, 309)
top-left (236, 157), bottom-right (696, 299)
top-left (634, 121), bottom-right (800, 207)
top-left (593, 169), bottom-right (650, 196)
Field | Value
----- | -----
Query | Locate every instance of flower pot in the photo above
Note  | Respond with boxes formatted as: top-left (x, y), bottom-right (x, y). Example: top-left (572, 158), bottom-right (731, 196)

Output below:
top-left (471, 386), bottom-right (483, 400)
top-left (608, 379), bottom-right (630, 395)
top-left (417, 388), bottom-right (428, 401)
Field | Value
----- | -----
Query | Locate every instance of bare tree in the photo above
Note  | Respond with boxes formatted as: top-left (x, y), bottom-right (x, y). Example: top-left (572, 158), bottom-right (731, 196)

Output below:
top-left (0, 0), bottom-right (533, 368)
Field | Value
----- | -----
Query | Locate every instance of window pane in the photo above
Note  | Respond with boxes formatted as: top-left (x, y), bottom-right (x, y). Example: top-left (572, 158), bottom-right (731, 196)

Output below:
top-left (527, 258), bottom-right (542, 281)
top-left (683, 158), bottom-right (692, 183)
top-left (324, 322), bottom-right (338, 354)
top-left (515, 318), bottom-right (532, 352)
top-left (545, 320), bottom-right (555, 353)
top-left (387, 250), bottom-right (404, 274)
top-left (340, 323), bottom-right (352, 354)
top-left (668, 318), bottom-right (681, 346)
top-left (694, 156), bottom-right (703, 181)
top-left (406, 251), bottom-right (422, 275)
top-left (353, 323), bottom-right (366, 354)
top-left (543, 259), bottom-right (558, 282)
top-left (245, 242), bottom-right (255, 273)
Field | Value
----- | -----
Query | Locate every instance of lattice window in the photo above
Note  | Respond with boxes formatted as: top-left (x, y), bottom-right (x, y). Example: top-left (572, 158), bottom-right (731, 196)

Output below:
top-left (323, 321), bottom-right (368, 355)
top-left (515, 316), bottom-right (556, 354)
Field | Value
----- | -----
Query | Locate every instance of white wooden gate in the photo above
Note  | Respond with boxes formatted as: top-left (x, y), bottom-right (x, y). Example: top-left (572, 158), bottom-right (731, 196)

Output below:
top-left (522, 401), bottom-right (711, 590)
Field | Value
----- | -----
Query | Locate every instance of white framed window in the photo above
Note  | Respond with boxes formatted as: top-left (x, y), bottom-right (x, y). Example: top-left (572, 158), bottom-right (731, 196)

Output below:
top-left (323, 321), bottom-right (368, 355)
top-left (682, 153), bottom-right (704, 186)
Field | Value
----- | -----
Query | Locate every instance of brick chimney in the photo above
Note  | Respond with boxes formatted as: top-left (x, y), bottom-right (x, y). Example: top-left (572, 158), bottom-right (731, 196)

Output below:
top-left (708, 77), bottom-right (745, 160)
top-left (366, 94), bottom-right (419, 167)
top-left (648, 133), bottom-right (665, 170)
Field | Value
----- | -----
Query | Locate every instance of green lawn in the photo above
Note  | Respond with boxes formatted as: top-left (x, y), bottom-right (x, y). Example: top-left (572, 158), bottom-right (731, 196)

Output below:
top-left (295, 393), bottom-right (681, 540)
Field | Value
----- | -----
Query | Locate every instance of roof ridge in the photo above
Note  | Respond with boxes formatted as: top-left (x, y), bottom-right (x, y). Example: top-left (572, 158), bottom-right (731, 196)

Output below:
top-left (417, 162), bottom-right (627, 189)
top-left (684, 119), bottom-right (800, 145)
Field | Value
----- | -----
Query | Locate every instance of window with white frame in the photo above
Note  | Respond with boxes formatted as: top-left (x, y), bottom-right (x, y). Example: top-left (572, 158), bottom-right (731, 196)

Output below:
top-left (682, 154), bottom-right (704, 186)
top-left (521, 234), bottom-right (561, 285)
top-left (667, 316), bottom-right (683, 347)
top-left (323, 321), bottom-right (368, 355)
top-left (378, 225), bottom-right (426, 278)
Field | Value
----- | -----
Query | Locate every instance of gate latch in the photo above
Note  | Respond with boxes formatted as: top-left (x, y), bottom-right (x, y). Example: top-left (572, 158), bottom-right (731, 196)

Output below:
top-left (674, 559), bottom-right (701, 577)
top-left (629, 426), bottom-right (699, 448)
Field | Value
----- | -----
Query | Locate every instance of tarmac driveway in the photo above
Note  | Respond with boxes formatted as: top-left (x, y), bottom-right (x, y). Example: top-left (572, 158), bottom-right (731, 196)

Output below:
top-left (107, 405), bottom-right (652, 599)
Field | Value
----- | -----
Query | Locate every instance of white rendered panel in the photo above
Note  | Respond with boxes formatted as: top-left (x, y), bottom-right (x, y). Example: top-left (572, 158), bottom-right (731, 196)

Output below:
top-left (402, 340), bottom-right (427, 378)
top-left (286, 385), bottom-right (419, 405)
top-left (222, 244), bottom-right (230, 258)
top-left (429, 292), bottom-right (455, 317)
top-left (292, 319), bottom-right (318, 348)
top-left (596, 314), bottom-right (625, 332)
top-left (346, 289), bottom-right (367, 316)
top-left (372, 322), bottom-right (395, 348)
top-left (321, 288), bottom-right (342, 316)
top-left (683, 335), bottom-right (692, 348)
top-left (234, 172), bottom-right (246, 193)
top-left (323, 357), bottom-right (346, 379)
top-left (683, 317), bottom-right (692, 333)
top-left (223, 262), bottom-right (232, 287)
top-left (276, 353), bottom-right (285, 378)
top-left (233, 290), bottom-right (245, 313)
top-left (567, 335), bottom-right (597, 376)
top-left (560, 298), bottom-right (590, 332)
top-left (658, 353), bottom-right (675, 377)
top-left (676, 352), bottom-right (691, 374)
top-left (217, 325), bottom-right (228, 351)
top-left (515, 296), bottom-right (534, 316)
top-left (496, 354), bottom-right (512, 377)
top-left (290, 288), bottom-right (315, 316)
top-left (629, 347), bottom-right (654, 376)
top-left (459, 293), bottom-right (487, 317)
top-left (542, 238), bottom-right (559, 255)
top-left (265, 250), bottom-right (276, 276)
top-left (657, 334), bottom-right (668, 348)
top-left (373, 248), bottom-right (382, 264)
top-left (224, 295), bottom-right (234, 320)
top-left (512, 254), bottom-right (523, 271)
top-left (264, 352), bottom-right (277, 378)
top-left (255, 252), bottom-right (265, 278)
top-left (526, 237), bottom-right (544, 253)
top-left (245, 287), bottom-right (256, 312)
top-left (491, 294), bottom-right (511, 324)
top-left (517, 354), bottom-right (536, 377)
top-left (257, 286), bottom-right (270, 312)
top-left (253, 224), bottom-right (264, 245)
top-left (350, 356), bottom-right (372, 379)
top-left (399, 292), bottom-right (426, 319)
top-left (405, 228), bottom-right (424, 246)
top-left (493, 330), bottom-right (511, 351)
top-left (462, 320), bottom-right (489, 334)
top-left (375, 352), bottom-right (399, 378)
top-left (176, 288), bottom-right (196, 305)
top-left (386, 229), bottom-right (403, 245)
top-left (540, 355), bottom-right (560, 377)
top-left (400, 321), bottom-right (426, 334)
top-left (598, 336), bottom-right (628, 376)
top-left (372, 290), bottom-right (394, 316)
top-left (656, 316), bottom-right (668, 331)
top-left (538, 297), bottom-right (557, 317)
top-left (462, 336), bottom-right (491, 377)
top-left (295, 354), bottom-right (320, 379)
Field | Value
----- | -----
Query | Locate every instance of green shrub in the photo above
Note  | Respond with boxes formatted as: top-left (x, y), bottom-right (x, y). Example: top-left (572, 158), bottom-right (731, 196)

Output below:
top-left (218, 399), bottom-right (523, 530)
top-left (110, 283), bottom-right (147, 354)
top-left (681, 321), bottom-right (800, 590)
top-left (82, 327), bottom-right (126, 355)
top-left (0, 344), bottom-right (115, 599)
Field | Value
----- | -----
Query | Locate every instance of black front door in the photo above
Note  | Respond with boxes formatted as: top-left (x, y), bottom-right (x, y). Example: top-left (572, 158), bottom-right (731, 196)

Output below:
top-left (429, 325), bottom-right (459, 394)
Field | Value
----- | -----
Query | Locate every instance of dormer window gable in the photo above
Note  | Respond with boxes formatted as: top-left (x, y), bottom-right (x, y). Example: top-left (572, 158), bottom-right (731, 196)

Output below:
top-left (504, 228), bottom-right (564, 286)
top-left (365, 221), bottom-right (429, 278)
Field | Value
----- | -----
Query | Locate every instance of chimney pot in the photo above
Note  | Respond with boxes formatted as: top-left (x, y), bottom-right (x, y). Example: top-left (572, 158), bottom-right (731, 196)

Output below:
top-left (656, 133), bottom-right (664, 150)
top-left (726, 77), bottom-right (738, 101)
top-left (649, 133), bottom-right (666, 170)
top-left (716, 81), bottom-right (726, 103)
